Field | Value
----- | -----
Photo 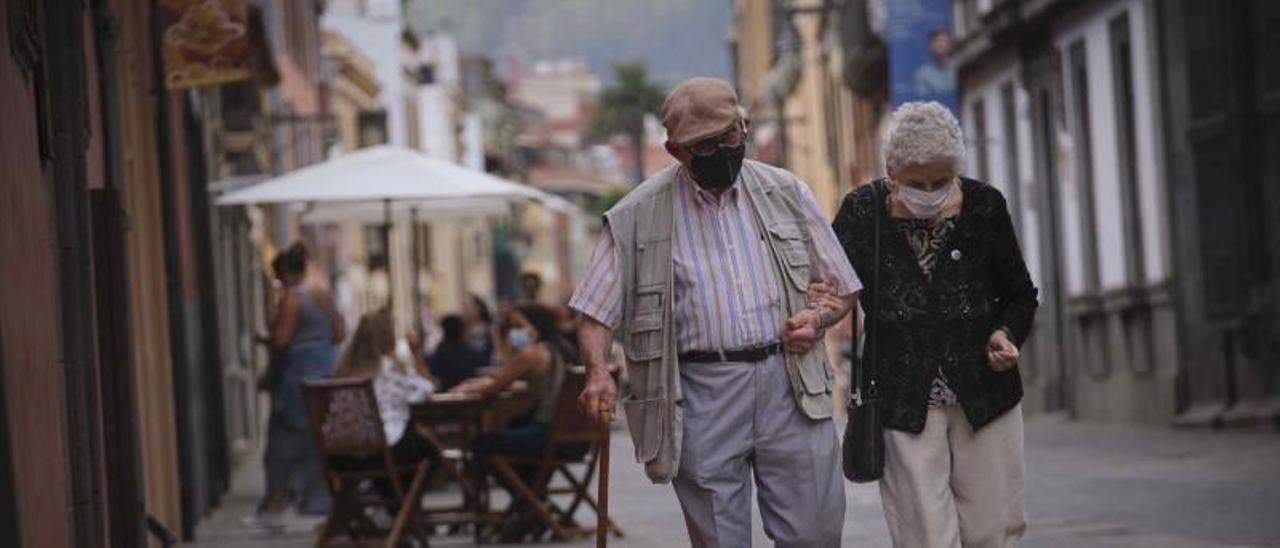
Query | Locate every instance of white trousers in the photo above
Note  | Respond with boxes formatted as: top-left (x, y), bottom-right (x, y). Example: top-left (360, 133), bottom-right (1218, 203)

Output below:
top-left (880, 403), bottom-right (1026, 548)
top-left (672, 355), bottom-right (846, 548)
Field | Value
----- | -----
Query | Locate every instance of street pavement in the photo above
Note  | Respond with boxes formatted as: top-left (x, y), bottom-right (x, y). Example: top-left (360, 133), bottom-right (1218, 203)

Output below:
top-left (191, 413), bottom-right (1280, 547)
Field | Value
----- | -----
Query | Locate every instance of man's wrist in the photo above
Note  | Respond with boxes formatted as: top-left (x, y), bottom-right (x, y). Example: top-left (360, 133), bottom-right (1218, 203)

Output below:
top-left (586, 361), bottom-right (612, 378)
top-left (807, 309), bottom-right (827, 336)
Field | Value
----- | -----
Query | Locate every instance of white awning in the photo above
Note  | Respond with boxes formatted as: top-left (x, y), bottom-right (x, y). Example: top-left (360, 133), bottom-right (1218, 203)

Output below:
top-left (215, 145), bottom-right (544, 209)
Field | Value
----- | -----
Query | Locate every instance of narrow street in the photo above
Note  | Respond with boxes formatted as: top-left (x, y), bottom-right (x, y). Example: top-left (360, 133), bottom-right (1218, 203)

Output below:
top-left (6, 2), bottom-right (1280, 546)
top-left (192, 414), bottom-right (1280, 547)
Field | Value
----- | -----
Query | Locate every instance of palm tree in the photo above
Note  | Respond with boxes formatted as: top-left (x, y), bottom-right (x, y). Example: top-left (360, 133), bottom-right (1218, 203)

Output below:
top-left (589, 62), bottom-right (666, 184)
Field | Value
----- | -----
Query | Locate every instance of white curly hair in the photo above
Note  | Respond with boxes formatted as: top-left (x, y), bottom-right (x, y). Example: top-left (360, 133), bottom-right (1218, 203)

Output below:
top-left (884, 101), bottom-right (966, 176)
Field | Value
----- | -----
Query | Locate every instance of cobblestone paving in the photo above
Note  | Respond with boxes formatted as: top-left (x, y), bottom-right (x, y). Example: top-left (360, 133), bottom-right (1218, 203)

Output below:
top-left (192, 414), bottom-right (1280, 547)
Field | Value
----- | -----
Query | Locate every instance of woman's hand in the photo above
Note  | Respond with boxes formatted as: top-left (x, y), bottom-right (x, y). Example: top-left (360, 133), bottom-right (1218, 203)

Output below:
top-left (806, 281), bottom-right (842, 313)
top-left (986, 329), bottom-right (1019, 371)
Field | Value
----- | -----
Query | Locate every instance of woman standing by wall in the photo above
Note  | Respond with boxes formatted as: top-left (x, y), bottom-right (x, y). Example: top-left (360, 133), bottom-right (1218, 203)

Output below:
top-left (249, 243), bottom-right (345, 525)
top-left (831, 102), bottom-right (1038, 547)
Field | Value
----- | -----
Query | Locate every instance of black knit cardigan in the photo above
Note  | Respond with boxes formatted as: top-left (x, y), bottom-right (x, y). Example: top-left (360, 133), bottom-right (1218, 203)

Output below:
top-left (833, 178), bottom-right (1039, 433)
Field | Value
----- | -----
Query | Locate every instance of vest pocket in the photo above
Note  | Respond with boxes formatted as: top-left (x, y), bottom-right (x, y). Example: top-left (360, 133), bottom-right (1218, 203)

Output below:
top-left (622, 395), bottom-right (667, 463)
top-left (627, 315), bottom-right (662, 361)
top-left (627, 284), bottom-right (665, 361)
top-left (796, 354), bottom-right (830, 395)
top-left (767, 223), bottom-right (813, 291)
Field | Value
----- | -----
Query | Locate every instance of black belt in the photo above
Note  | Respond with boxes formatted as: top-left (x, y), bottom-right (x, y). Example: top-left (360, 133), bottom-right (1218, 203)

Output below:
top-left (679, 343), bottom-right (783, 364)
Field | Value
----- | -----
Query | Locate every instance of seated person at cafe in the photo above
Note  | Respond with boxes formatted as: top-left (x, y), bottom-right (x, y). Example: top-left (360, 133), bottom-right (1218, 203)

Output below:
top-left (334, 309), bottom-right (437, 465)
top-left (452, 304), bottom-right (586, 460)
top-left (427, 314), bottom-right (487, 391)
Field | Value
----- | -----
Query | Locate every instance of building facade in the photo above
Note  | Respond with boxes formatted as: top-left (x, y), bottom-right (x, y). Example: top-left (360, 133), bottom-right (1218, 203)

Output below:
top-left (731, 0), bottom-right (885, 217)
top-left (956, 0), bottom-right (1280, 428)
top-left (1, 0), bottom-right (259, 544)
top-left (955, 0), bottom-right (1179, 424)
top-left (323, 0), bottom-right (416, 149)
top-left (735, 0), bottom-right (1280, 429)
top-left (1153, 0), bottom-right (1280, 427)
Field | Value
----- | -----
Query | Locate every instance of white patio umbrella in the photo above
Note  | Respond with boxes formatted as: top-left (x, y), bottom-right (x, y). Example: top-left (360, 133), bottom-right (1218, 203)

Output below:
top-left (216, 145), bottom-right (545, 209)
top-left (216, 145), bottom-right (557, 319)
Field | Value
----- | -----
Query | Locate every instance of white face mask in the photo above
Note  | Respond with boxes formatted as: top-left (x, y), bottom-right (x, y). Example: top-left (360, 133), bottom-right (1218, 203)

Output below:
top-left (508, 327), bottom-right (535, 349)
top-left (894, 179), bottom-right (957, 219)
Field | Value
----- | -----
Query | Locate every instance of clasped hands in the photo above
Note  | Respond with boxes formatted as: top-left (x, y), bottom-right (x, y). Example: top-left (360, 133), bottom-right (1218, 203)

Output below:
top-left (782, 281), bottom-right (845, 354)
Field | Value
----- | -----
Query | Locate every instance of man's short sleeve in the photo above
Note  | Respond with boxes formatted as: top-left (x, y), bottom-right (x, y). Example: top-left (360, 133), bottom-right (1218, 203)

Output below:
top-left (569, 229), bottom-right (623, 329)
top-left (795, 183), bottom-right (863, 297)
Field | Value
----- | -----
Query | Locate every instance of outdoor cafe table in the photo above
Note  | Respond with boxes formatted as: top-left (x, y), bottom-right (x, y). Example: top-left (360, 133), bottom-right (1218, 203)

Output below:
top-left (409, 389), bottom-right (534, 539)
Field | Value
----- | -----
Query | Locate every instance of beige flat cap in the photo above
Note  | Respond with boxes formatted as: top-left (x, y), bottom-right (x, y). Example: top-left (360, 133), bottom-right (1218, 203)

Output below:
top-left (661, 77), bottom-right (740, 146)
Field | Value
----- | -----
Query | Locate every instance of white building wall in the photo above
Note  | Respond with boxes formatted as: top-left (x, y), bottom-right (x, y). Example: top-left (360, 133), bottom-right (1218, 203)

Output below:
top-left (1126, 1), bottom-right (1169, 285)
top-left (323, 0), bottom-right (409, 148)
top-left (462, 114), bottom-right (484, 171)
top-left (1072, 17), bottom-right (1128, 291)
top-left (417, 86), bottom-right (456, 161)
top-left (1054, 117), bottom-right (1086, 295)
top-left (1054, 0), bottom-right (1168, 295)
top-left (1014, 83), bottom-right (1043, 292)
top-left (417, 33), bottom-right (461, 162)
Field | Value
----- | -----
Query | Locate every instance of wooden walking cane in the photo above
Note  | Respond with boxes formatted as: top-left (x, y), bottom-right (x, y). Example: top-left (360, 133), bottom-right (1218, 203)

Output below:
top-left (596, 403), bottom-right (613, 548)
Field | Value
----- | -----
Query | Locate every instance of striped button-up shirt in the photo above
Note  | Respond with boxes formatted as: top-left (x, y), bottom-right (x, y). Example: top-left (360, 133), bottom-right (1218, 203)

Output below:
top-left (570, 168), bottom-right (861, 353)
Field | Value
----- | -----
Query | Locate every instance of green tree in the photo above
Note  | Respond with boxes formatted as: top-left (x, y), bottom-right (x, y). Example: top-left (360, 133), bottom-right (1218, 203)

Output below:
top-left (589, 62), bottom-right (666, 184)
top-left (588, 187), bottom-right (632, 218)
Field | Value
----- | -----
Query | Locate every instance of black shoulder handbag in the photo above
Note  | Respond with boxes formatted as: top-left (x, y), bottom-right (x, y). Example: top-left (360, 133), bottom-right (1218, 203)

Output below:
top-left (843, 180), bottom-right (885, 483)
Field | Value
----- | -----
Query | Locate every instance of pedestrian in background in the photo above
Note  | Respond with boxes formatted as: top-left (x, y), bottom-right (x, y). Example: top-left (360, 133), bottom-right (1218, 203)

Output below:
top-left (426, 314), bottom-right (486, 391)
top-left (463, 293), bottom-right (495, 362)
top-left (573, 77), bottom-right (861, 547)
top-left (249, 242), bottom-right (345, 526)
top-left (829, 101), bottom-right (1039, 548)
top-left (457, 303), bottom-right (584, 540)
top-left (518, 271), bottom-right (544, 304)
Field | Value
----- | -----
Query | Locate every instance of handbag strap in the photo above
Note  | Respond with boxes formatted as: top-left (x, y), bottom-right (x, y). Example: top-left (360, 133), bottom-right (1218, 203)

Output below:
top-left (855, 180), bottom-right (884, 403)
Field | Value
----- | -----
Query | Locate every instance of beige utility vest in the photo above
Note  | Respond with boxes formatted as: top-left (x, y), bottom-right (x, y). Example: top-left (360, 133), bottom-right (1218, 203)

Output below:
top-left (604, 160), bottom-right (834, 484)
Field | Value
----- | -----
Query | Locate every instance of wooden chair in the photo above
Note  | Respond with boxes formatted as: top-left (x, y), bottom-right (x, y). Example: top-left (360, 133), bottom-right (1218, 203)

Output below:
top-left (303, 378), bottom-right (431, 547)
top-left (489, 367), bottom-right (625, 541)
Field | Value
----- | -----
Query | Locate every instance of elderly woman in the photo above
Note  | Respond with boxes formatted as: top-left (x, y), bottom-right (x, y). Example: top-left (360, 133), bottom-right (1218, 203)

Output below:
top-left (829, 102), bottom-right (1038, 548)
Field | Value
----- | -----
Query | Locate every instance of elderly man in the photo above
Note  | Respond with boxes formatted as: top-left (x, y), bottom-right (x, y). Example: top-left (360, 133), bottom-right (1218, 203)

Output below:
top-left (571, 78), bottom-right (861, 547)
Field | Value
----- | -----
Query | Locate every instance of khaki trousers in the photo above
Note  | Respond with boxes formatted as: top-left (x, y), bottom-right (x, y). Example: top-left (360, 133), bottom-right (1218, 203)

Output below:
top-left (672, 355), bottom-right (845, 548)
top-left (880, 403), bottom-right (1026, 548)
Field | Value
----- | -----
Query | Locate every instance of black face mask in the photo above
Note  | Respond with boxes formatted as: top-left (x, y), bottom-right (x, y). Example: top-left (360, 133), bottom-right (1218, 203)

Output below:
top-left (690, 143), bottom-right (746, 190)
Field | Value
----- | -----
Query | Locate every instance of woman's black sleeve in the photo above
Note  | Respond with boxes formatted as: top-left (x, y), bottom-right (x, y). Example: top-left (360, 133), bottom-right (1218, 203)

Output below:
top-left (832, 191), bottom-right (864, 275)
top-left (988, 191), bottom-right (1039, 346)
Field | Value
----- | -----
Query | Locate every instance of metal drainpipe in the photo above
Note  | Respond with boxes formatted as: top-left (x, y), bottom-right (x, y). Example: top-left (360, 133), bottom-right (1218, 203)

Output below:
top-left (383, 198), bottom-right (394, 308)
top-left (411, 206), bottom-right (423, 335)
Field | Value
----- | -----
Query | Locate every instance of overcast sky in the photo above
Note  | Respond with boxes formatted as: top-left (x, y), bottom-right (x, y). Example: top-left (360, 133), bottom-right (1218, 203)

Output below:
top-left (406, 0), bottom-right (734, 87)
